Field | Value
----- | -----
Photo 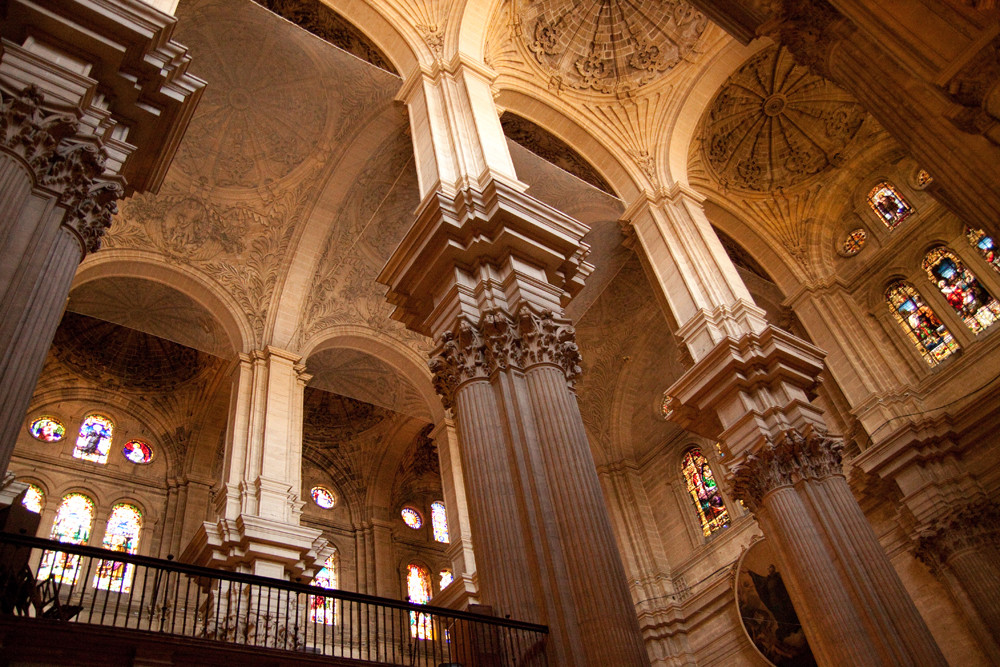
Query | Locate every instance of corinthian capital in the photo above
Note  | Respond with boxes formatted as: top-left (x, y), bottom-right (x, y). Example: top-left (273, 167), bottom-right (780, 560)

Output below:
top-left (429, 306), bottom-right (583, 408)
top-left (0, 85), bottom-right (82, 179)
top-left (914, 500), bottom-right (1000, 572)
top-left (61, 180), bottom-right (124, 254)
top-left (732, 426), bottom-right (844, 511)
top-left (767, 0), bottom-right (845, 79)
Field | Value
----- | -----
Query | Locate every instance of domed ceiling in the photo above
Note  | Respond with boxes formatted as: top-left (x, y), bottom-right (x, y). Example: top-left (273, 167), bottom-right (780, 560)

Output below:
top-left (518, 0), bottom-right (708, 93)
top-left (701, 45), bottom-right (866, 192)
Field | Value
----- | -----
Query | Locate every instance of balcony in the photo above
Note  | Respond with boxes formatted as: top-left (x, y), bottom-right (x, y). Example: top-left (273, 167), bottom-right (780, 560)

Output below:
top-left (0, 531), bottom-right (547, 666)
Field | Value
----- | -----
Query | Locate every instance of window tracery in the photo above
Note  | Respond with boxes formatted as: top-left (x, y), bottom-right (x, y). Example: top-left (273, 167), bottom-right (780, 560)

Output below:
top-left (681, 449), bottom-right (730, 537)
top-left (38, 493), bottom-right (95, 584)
top-left (401, 507), bottom-right (422, 530)
top-left (841, 228), bottom-right (867, 256)
top-left (431, 501), bottom-right (449, 543)
top-left (95, 503), bottom-right (142, 592)
top-left (73, 414), bottom-right (114, 464)
top-left (309, 550), bottom-right (339, 624)
top-left (867, 182), bottom-right (913, 230)
top-left (407, 563), bottom-right (434, 639)
top-left (885, 281), bottom-right (960, 365)
top-left (922, 247), bottom-right (1000, 334)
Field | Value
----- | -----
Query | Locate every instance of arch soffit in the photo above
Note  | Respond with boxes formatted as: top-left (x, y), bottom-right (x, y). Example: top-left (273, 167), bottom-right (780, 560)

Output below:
top-left (268, 106), bottom-right (412, 349)
top-left (73, 251), bottom-right (250, 356)
top-left (331, 0), bottom-right (424, 73)
top-left (493, 88), bottom-right (641, 202)
top-left (664, 37), bottom-right (768, 186)
top-left (366, 417), bottom-right (435, 514)
top-left (452, 0), bottom-right (501, 63)
top-left (301, 327), bottom-right (444, 423)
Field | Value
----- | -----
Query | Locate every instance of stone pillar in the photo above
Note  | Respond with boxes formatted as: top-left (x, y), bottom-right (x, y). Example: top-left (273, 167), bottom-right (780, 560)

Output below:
top-left (0, 0), bottom-right (204, 477)
top-left (380, 180), bottom-right (649, 665)
top-left (915, 502), bottom-right (1000, 662)
top-left (429, 419), bottom-right (479, 609)
top-left (184, 348), bottom-right (327, 579)
top-left (625, 191), bottom-right (947, 665)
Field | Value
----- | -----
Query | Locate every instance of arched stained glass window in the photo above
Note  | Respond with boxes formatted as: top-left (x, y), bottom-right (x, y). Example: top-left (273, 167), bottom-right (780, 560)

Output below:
top-left (439, 569), bottom-right (453, 590)
top-left (966, 227), bottom-right (1000, 274)
top-left (681, 449), bottom-right (730, 537)
top-left (407, 563), bottom-right (434, 639)
top-left (38, 493), bottom-right (95, 584)
top-left (94, 504), bottom-right (142, 592)
top-left (309, 551), bottom-right (339, 625)
top-left (73, 414), bottom-right (114, 464)
top-left (29, 416), bottom-right (65, 442)
top-left (401, 507), bottom-right (422, 530)
top-left (867, 182), bottom-right (913, 230)
top-left (886, 281), bottom-right (959, 365)
top-left (21, 483), bottom-right (44, 514)
top-left (922, 247), bottom-right (1000, 334)
top-left (431, 501), bottom-right (449, 543)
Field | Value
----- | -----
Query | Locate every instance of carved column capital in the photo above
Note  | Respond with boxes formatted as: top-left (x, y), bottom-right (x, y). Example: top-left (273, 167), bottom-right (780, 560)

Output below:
top-left (429, 306), bottom-right (583, 408)
top-left (61, 179), bottom-right (124, 254)
top-left (914, 500), bottom-right (1000, 572)
top-left (732, 426), bottom-right (844, 511)
top-left (0, 85), bottom-right (80, 177)
top-left (767, 0), bottom-right (845, 79)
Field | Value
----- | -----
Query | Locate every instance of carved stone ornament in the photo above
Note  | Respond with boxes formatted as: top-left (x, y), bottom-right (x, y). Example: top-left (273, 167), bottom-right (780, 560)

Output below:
top-left (517, 0), bottom-right (708, 94)
top-left (62, 179), bottom-right (124, 254)
top-left (731, 426), bottom-right (844, 511)
top-left (914, 500), bottom-right (1000, 572)
top-left (429, 306), bottom-right (583, 408)
top-left (0, 85), bottom-right (79, 182)
top-left (769, 0), bottom-right (844, 79)
top-left (702, 44), bottom-right (864, 193)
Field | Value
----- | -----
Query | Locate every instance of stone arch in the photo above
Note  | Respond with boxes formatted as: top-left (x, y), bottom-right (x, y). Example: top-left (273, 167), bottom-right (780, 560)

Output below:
top-left (73, 251), bottom-right (250, 356)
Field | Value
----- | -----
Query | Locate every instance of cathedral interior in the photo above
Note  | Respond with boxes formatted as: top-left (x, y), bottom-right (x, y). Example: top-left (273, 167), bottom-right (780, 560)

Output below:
top-left (1, 0), bottom-right (999, 665)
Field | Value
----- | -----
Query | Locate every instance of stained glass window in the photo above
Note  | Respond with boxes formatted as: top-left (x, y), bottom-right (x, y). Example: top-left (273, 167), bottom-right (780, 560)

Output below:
top-left (407, 563), bottom-right (434, 639)
top-left (431, 501), bottom-right (449, 543)
top-left (94, 504), bottom-right (142, 592)
top-left (916, 169), bottom-right (932, 188)
top-left (681, 449), bottom-right (729, 537)
top-left (311, 486), bottom-right (335, 509)
top-left (122, 440), bottom-right (153, 464)
top-left (21, 483), bottom-right (44, 514)
top-left (73, 414), bottom-right (114, 464)
top-left (660, 392), bottom-right (674, 420)
top-left (886, 281), bottom-right (960, 365)
top-left (966, 227), bottom-right (1000, 274)
top-left (309, 551), bottom-right (339, 625)
top-left (38, 493), bottom-right (94, 584)
top-left (439, 569), bottom-right (453, 590)
top-left (867, 182), bottom-right (912, 230)
top-left (842, 228), bottom-right (867, 256)
top-left (29, 416), bottom-right (65, 442)
top-left (923, 247), bottom-right (1000, 334)
top-left (401, 507), bottom-right (422, 530)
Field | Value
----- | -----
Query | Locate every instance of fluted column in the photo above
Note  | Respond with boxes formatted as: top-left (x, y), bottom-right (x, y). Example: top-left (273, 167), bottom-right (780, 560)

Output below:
top-left (0, 0), bottom-right (204, 480)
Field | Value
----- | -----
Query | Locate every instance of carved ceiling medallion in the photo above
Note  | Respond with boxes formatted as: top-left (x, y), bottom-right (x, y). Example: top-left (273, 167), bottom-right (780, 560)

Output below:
top-left (702, 45), bottom-right (865, 192)
top-left (517, 0), bottom-right (708, 94)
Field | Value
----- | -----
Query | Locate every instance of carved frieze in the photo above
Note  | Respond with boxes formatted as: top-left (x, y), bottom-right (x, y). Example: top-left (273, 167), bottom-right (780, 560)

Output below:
top-left (731, 427), bottom-right (845, 511)
top-left (429, 306), bottom-right (583, 408)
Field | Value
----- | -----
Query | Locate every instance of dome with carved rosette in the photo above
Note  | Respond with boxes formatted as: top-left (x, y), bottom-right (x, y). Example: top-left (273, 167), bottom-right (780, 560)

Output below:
top-left (701, 45), bottom-right (865, 192)
top-left (518, 0), bottom-right (708, 94)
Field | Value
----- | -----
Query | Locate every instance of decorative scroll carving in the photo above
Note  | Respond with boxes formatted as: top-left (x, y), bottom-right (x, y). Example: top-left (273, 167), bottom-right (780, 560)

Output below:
top-left (0, 85), bottom-right (79, 175)
top-left (731, 427), bottom-right (844, 511)
top-left (914, 501), bottom-right (1000, 572)
top-left (429, 306), bottom-right (582, 408)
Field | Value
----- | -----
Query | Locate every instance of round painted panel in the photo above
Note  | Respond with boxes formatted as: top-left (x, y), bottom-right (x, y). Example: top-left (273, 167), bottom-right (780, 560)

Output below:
top-left (736, 538), bottom-right (817, 667)
top-left (122, 440), bottom-right (153, 464)
top-left (29, 417), bottom-right (65, 442)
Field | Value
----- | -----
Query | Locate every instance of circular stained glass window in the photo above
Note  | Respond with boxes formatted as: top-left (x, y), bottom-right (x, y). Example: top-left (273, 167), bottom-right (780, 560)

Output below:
top-left (842, 228), bottom-right (867, 256)
top-left (401, 507), bottom-right (423, 529)
top-left (311, 486), bottom-right (335, 509)
top-left (29, 416), bottom-right (65, 442)
top-left (122, 440), bottom-right (153, 464)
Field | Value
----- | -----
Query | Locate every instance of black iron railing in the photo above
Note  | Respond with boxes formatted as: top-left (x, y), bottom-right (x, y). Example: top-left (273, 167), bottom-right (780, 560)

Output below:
top-left (0, 531), bottom-right (547, 665)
